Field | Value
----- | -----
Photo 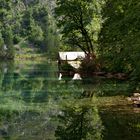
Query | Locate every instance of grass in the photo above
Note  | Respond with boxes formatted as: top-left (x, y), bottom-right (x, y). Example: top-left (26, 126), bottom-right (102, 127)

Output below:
top-left (15, 47), bottom-right (47, 62)
top-left (14, 43), bottom-right (47, 62)
top-left (94, 95), bottom-right (131, 107)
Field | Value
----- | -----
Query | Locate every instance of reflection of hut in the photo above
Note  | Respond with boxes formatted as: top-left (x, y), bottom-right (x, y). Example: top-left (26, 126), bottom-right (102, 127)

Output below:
top-left (58, 52), bottom-right (86, 70)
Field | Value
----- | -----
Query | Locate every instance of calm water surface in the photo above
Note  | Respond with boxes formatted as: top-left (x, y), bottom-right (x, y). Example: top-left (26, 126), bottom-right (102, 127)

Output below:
top-left (0, 60), bottom-right (140, 140)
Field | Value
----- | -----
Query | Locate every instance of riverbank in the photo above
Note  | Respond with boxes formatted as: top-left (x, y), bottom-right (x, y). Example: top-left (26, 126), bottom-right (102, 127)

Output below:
top-left (15, 47), bottom-right (47, 62)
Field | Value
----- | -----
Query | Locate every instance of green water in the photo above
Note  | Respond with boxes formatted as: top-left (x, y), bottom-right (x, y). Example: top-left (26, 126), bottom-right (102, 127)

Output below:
top-left (0, 60), bottom-right (140, 140)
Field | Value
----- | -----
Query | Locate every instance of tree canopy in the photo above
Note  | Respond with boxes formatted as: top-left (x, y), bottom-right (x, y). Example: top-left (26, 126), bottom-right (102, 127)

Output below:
top-left (55, 0), bottom-right (103, 55)
top-left (0, 0), bottom-right (58, 59)
top-left (99, 0), bottom-right (140, 90)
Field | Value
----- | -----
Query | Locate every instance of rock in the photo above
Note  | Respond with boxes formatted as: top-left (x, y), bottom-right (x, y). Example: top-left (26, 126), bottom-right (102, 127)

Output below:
top-left (127, 93), bottom-right (140, 107)
top-left (133, 93), bottom-right (140, 97)
top-left (134, 100), bottom-right (140, 104)
top-left (127, 97), bottom-right (132, 101)
top-left (131, 97), bottom-right (140, 101)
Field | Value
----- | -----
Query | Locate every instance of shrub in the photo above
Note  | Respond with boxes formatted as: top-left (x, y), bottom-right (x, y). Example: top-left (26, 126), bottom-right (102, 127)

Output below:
top-left (13, 35), bottom-right (21, 44)
top-left (60, 62), bottom-right (75, 81)
top-left (79, 55), bottom-right (99, 77)
top-left (60, 62), bottom-right (75, 72)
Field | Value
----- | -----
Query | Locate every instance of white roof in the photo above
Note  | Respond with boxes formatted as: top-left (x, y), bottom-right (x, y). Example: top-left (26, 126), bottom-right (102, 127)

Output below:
top-left (59, 52), bottom-right (85, 60)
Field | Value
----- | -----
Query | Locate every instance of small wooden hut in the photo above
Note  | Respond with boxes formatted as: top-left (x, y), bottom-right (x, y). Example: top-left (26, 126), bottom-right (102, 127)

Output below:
top-left (58, 52), bottom-right (86, 69)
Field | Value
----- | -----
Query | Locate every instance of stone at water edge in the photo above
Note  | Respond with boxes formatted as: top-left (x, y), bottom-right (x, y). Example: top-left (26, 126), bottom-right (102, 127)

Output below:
top-left (133, 93), bottom-right (140, 97)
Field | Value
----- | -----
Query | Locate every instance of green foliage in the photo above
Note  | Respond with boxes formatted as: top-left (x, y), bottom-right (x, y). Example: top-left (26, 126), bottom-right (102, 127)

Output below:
top-left (13, 35), bottom-right (22, 44)
top-left (60, 62), bottom-right (75, 81)
top-left (55, 104), bottom-right (104, 140)
top-left (79, 55), bottom-right (100, 80)
top-left (98, 0), bottom-right (140, 90)
top-left (0, 32), bottom-right (5, 58)
top-left (55, 0), bottom-right (103, 54)
top-left (0, 0), bottom-right (13, 28)
top-left (3, 27), bottom-right (15, 59)
top-left (29, 21), bottom-right (44, 45)
top-left (0, 0), bottom-right (17, 59)
top-left (0, 0), bottom-right (58, 56)
top-left (99, 0), bottom-right (140, 71)
top-left (60, 62), bottom-right (75, 72)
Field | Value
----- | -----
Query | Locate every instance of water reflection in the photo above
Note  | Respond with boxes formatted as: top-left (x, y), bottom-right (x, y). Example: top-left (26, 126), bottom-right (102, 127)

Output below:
top-left (0, 60), bottom-right (140, 140)
top-left (59, 73), bottom-right (82, 81)
top-left (0, 61), bottom-right (15, 92)
top-left (55, 104), bottom-right (104, 140)
top-left (100, 107), bottom-right (140, 140)
top-left (0, 61), bottom-right (50, 104)
top-left (0, 110), bottom-right (57, 139)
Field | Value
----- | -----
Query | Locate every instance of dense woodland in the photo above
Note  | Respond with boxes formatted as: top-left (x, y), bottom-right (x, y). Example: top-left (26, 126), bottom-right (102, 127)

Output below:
top-left (0, 0), bottom-right (58, 57)
top-left (0, 0), bottom-right (140, 91)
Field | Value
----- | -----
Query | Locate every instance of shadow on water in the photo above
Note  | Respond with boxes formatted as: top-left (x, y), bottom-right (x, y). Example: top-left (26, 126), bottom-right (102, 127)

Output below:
top-left (99, 107), bottom-right (140, 140)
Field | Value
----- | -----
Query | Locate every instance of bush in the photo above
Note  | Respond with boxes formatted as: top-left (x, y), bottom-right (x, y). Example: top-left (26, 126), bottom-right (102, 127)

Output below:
top-left (61, 62), bottom-right (75, 72)
top-left (0, 33), bottom-right (5, 58)
top-left (13, 35), bottom-right (21, 44)
top-left (79, 56), bottom-right (99, 77)
top-left (60, 62), bottom-right (75, 81)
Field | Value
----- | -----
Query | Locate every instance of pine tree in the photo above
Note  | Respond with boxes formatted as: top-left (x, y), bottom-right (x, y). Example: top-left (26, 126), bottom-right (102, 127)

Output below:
top-left (3, 27), bottom-right (15, 59)
top-left (0, 32), bottom-right (5, 58)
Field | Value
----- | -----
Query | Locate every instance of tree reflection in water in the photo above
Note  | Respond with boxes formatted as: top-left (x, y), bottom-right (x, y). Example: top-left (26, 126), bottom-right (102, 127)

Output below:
top-left (55, 103), bottom-right (104, 140)
top-left (0, 61), bottom-right (15, 92)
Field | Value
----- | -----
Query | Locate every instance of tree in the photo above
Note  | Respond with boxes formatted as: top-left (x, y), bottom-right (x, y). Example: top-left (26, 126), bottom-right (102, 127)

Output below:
top-left (55, 104), bottom-right (104, 140)
top-left (55, 0), bottom-right (102, 55)
top-left (3, 27), bottom-right (15, 59)
top-left (99, 0), bottom-right (140, 90)
top-left (0, 0), bottom-right (13, 28)
top-left (0, 32), bottom-right (5, 58)
top-left (29, 22), bottom-right (44, 47)
top-left (20, 1), bottom-right (56, 50)
top-left (0, 0), bottom-right (18, 59)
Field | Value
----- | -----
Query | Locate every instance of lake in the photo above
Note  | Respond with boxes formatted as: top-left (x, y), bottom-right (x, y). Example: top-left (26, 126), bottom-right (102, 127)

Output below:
top-left (0, 60), bottom-right (140, 140)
